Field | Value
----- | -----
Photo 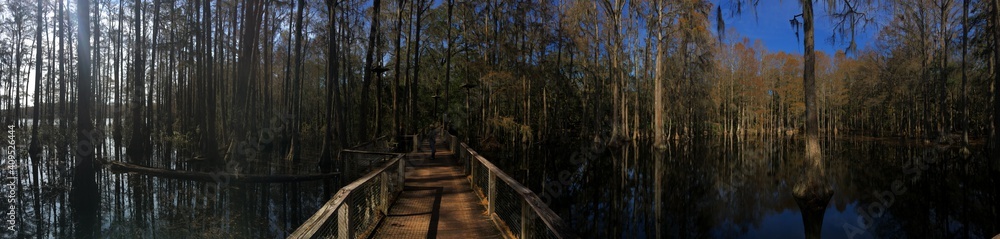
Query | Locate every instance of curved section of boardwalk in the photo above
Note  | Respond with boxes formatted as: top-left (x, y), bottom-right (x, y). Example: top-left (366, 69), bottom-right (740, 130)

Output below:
top-left (370, 143), bottom-right (502, 238)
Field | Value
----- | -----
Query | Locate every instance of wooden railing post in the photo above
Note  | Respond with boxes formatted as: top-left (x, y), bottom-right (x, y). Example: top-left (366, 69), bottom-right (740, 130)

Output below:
top-left (463, 148), bottom-right (469, 176)
top-left (380, 172), bottom-right (389, 212)
top-left (397, 157), bottom-right (405, 186)
top-left (450, 135), bottom-right (457, 152)
top-left (488, 169), bottom-right (496, 220)
top-left (469, 155), bottom-right (476, 185)
top-left (520, 199), bottom-right (531, 239)
top-left (338, 204), bottom-right (351, 239)
top-left (411, 135), bottom-right (419, 153)
top-left (344, 151), bottom-right (353, 186)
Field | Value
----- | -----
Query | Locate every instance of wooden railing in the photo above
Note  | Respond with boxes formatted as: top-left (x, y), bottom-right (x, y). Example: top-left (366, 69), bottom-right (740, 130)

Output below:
top-left (338, 150), bottom-right (399, 184)
top-left (455, 140), bottom-right (578, 239)
top-left (288, 153), bottom-right (405, 239)
top-left (291, 128), bottom-right (577, 239)
top-left (346, 135), bottom-right (395, 152)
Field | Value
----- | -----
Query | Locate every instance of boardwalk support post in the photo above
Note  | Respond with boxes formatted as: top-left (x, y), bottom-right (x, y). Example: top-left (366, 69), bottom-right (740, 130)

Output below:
top-left (398, 155), bottom-right (405, 185)
top-left (488, 169), bottom-right (496, 221)
top-left (338, 203), bottom-right (351, 239)
top-left (411, 135), bottom-right (419, 153)
top-left (468, 148), bottom-right (475, 180)
top-left (343, 152), bottom-right (353, 183)
top-left (521, 199), bottom-right (531, 239)
top-left (450, 135), bottom-right (457, 152)
top-left (463, 147), bottom-right (470, 175)
top-left (380, 172), bottom-right (389, 212)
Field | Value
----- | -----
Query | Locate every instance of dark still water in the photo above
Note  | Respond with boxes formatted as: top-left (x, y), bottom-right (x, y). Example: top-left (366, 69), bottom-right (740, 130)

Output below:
top-left (0, 121), bottom-right (332, 239)
top-left (480, 137), bottom-right (1000, 239)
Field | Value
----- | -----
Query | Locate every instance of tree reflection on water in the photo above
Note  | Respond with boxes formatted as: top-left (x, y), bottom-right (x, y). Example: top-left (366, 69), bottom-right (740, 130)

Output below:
top-left (481, 138), bottom-right (1000, 238)
top-left (0, 127), bottom-right (331, 238)
top-left (1, 130), bottom-right (996, 238)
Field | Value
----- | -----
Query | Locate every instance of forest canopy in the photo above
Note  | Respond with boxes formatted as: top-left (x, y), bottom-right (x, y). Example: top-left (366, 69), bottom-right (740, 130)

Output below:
top-left (0, 0), bottom-right (997, 160)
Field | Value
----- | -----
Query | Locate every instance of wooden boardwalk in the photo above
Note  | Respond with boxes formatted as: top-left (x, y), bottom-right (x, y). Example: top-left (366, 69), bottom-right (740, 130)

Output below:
top-left (368, 138), bottom-right (502, 239)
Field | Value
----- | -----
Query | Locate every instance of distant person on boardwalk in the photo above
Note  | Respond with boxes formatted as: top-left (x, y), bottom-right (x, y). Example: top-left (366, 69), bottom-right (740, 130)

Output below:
top-left (423, 125), bottom-right (437, 160)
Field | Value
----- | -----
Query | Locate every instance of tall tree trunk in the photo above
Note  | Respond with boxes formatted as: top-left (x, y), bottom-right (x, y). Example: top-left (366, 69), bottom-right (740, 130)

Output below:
top-left (150, 0), bottom-right (161, 148)
top-left (193, 0), bottom-right (213, 165)
top-left (114, 0), bottom-right (124, 162)
top-left (321, 0), bottom-right (346, 192)
top-left (445, 0), bottom-right (453, 128)
top-left (70, 0), bottom-right (99, 237)
top-left (284, 1), bottom-right (293, 117)
top-left (653, 0), bottom-right (665, 147)
top-left (993, 0), bottom-right (1000, 154)
top-left (13, 5), bottom-right (24, 127)
top-left (28, 0), bottom-right (43, 162)
top-left (129, 0), bottom-right (149, 227)
top-left (360, 0), bottom-right (382, 140)
top-left (234, 0), bottom-right (264, 159)
top-left (602, 0), bottom-right (624, 140)
top-left (404, 0), bottom-right (415, 136)
top-left (93, 0), bottom-right (101, 124)
top-left (794, 2), bottom-right (832, 239)
top-left (962, 0), bottom-right (969, 145)
top-left (919, 2), bottom-right (931, 140)
top-left (330, 0), bottom-right (350, 151)
top-left (393, 0), bottom-right (404, 141)
top-left (337, 2), bottom-right (348, 147)
top-left (165, 9), bottom-right (175, 165)
top-left (59, 0), bottom-right (70, 165)
top-left (939, 0), bottom-right (951, 140)
top-left (287, 0), bottom-right (305, 163)
top-left (321, 0), bottom-right (339, 176)
top-left (45, 8), bottom-right (56, 131)
top-left (128, 0), bottom-right (147, 163)
top-left (411, 0), bottom-right (425, 134)
top-left (29, 1), bottom-right (44, 236)
top-left (801, 26), bottom-right (815, 142)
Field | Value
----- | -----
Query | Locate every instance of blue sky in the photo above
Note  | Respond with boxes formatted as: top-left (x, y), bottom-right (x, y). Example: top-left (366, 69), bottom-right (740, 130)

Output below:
top-left (711, 1), bottom-right (880, 56)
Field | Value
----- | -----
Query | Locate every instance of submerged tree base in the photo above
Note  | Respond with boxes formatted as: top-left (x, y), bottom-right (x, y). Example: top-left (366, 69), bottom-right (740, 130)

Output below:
top-left (793, 176), bottom-right (833, 239)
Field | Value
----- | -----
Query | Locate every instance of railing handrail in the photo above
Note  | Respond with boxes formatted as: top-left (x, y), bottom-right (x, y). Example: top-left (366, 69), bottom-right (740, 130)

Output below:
top-left (339, 149), bottom-right (399, 156)
top-left (347, 135), bottom-right (390, 150)
top-left (459, 141), bottom-right (579, 239)
top-left (289, 153), bottom-right (404, 239)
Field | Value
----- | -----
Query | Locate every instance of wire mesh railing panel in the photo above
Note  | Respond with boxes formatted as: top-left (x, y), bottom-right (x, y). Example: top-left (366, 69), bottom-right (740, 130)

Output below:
top-left (384, 161), bottom-right (401, 201)
top-left (343, 152), bottom-right (393, 183)
top-left (468, 157), bottom-right (474, 180)
top-left (462, 148), bottom-right (472, 175)
top-left (346, 173), bottom-right (380, 237)
top-left (469, 158), bottom-right (477, 192)
top-left (495, 181), bottom-right (522, 235)
top-left (530, 212), bottom-right (559, 239)
top-left (349, 136), bottom-right (394, 152)
top-left (290, 154), bottom-right (403, 239)
top-left (456, 141), bottom-right (578, 239)
top-left (474, 160), bottom-right (489, 198)
top-left (356, 154), bottom-right (386, 174)
top-left (310, 206), bottom-right (340, 239)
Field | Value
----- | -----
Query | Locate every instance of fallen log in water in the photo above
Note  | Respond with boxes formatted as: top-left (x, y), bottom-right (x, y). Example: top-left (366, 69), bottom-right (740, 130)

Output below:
top-left (104, 160), bottom-right (339, 183)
